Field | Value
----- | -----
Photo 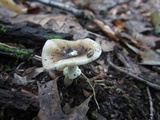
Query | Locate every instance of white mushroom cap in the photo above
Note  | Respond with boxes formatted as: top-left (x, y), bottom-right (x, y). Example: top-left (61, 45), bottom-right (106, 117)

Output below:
top-left (41, 38), bottom-right (102, 71)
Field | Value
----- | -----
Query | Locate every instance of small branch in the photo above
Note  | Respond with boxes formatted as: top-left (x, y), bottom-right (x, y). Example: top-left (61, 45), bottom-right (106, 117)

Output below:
top-left (38, 0), bottom-right (95, 20)
top-left (107, 53), bottom-right (160, 90)
top-left (114, 46), bottom-right (141, 75)
top-left (147, 87), bottom-right (154, 120)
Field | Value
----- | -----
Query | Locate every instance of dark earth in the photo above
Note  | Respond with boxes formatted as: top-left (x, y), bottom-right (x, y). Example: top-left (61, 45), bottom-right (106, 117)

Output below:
top-left (0, 0), bottom-right (160, 120)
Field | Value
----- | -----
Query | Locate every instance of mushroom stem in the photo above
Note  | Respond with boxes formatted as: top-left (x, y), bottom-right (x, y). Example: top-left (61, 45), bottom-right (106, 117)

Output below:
top-left (63, 66), bottom-right (81, 86)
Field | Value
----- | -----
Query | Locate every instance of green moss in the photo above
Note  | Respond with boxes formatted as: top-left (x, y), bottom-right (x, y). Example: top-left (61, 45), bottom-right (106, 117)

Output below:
top-left (13, 49), bottom-right (29, 59)
top-left (0, 44), bottom-right (11, 52)
top-left (49, 35), bottom-right (62, 39)
top-left (0, 43), bottom-right (33, 60)
top-left (0, 24), bottom-right (7, 33)
top-left (44, 35), bottom-right (62, 39)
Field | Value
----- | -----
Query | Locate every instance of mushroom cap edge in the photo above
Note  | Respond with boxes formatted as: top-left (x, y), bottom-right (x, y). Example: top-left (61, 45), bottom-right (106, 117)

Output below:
top-left (41, 38), bottom-right (102, 70)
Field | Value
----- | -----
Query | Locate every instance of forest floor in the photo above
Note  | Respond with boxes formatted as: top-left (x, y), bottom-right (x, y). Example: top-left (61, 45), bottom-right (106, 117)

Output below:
top-left (0, 0), bottom-right (160, 120)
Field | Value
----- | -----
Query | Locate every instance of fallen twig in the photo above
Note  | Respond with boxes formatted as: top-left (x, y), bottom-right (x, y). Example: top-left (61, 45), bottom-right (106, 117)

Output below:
top-left (38, 0), bottom-right (95, 20)
top-left (0, 42), bottom-right (41, 61)
top-left (114, 46), bottom-right (141, 75)
top-left (107, 53), bottom-right (160, 90)
top-left (81, 73), bottom-right (100, 109)
top-left (147, 87), bottom-right (154, 120)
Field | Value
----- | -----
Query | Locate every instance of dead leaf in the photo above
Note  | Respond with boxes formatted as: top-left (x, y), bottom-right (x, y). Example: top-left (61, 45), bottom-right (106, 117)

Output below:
top-left (52, 15), bottom-right (68, 28)
top-left (89, 0), bottom-right (117, 13)
top-left (93, 19), bottom-right (118, 41)
top-left (131, 31), bottom-right (156, 48)
top-left (38, 78), bottom-right (66, 120)
top-left (10, 14), bottom-right (89, 40)
top-left (67, 95), bottom-right (92, 120)
top-left (118, 32), bottom-right (142, 48)
top-left (118, 30), bottom-right (158, 49)
top-left (126, 43), bottom-right (160, 65)
top-left (0, 0), bottom-right (27, 13)
top-left (23, 67), bottom-right (44, 80)
top-left (82, 89), bottom-right (92, 97)
top-left (124, 20), bottom-right (153, 33)
top-left (112, 19), bottom-right (125, 29)
top-left (10, 14), bottom-right (51, 24)
top-left (13, 73), bottom-right (28, 86)
top-left (96, 38), bottom-right (115, 52)
top-left (13, 73), bottom-right (37, 86)
top-left (0, 6), bottom-right (18, 18)
top-left (48, 15), bottom-right (88, 39)
top-left (38, 79), bottom-right (92, 120)
top-left (63, 94), bottom-right (92, 120)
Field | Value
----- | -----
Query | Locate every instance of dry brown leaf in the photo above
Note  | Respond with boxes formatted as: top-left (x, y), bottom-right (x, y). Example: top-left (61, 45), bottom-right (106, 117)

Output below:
top-left (82, 89), bottom-right (92, 97)
top-left (23, 67), bottom-right (44, 80)
top-left (52, 15), bottom-right (68, 27)
top-left (93, 19), bottom-right (118, 41)
top-left (38, 78), bottom-right (66, 120)
top-left (118, 31), bottom-right (159, 49)
top-left (48, 15), bottom-right (88, 39)
top-left (117, 32), bottom-right (142, 48)
top-left (10, 14), bottom-right (88, 40)
top-left (38, 79), bottom-right (92, 120)
top-left (22, 66), bottom-right (36, 76)
top-left (112, 19), bottom-right (125, 29)
top-left (0, 0), bottom-right (27, 13)
top-left (10, 14), bottom-right (51, 24)
top-left (126, 43), bottom-right (160, 65)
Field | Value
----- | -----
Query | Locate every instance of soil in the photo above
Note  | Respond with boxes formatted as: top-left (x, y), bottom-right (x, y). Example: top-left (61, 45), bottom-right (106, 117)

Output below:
top-left (0, 51), bottom-right (159, 120)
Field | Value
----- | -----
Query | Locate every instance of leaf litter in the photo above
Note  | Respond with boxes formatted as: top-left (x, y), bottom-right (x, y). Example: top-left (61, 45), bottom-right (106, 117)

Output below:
top-left (0, 0), bottom-right (160, 120)
top-left (37, 78), bottom-right (91, 120)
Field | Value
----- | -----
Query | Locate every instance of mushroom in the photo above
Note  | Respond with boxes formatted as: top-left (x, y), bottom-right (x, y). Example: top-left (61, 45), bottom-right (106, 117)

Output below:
top-left (41, 38), bottom-right (102, 85)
